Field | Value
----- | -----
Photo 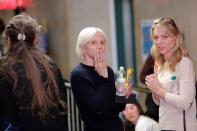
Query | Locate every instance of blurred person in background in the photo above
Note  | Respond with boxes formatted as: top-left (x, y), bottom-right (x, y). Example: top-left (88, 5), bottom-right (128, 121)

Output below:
top-left (140, 54), bottom-right (159, 121)
top-left (145, 17), bottom-right (196, 131)
top-left (70, 27), bottom-right (132, 131)
top-left (0, 14), bottom-right (67, 131)
top-left (0, 18), bottom-right (5, 33)
top-left (123, 100), bottom-right (160, 131)
top-left (0, 18), bottom-right (5, 56)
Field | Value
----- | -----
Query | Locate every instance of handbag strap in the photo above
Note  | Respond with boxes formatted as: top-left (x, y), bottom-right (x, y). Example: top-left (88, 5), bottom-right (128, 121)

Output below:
top-left (177, 62), bottom-right (187, 131)
top-left (183, 111), bottom-right (186, 131)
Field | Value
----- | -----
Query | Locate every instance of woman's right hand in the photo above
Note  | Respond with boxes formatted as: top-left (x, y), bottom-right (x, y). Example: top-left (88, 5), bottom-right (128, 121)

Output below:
top-left (94, 50), bottom-right (108, 78)
top-left (145, 74), bottom-right (166, 97)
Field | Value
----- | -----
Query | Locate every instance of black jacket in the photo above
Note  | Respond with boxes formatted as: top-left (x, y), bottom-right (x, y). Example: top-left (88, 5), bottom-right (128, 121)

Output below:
top-left (0, 61), bottom-right (67, 131)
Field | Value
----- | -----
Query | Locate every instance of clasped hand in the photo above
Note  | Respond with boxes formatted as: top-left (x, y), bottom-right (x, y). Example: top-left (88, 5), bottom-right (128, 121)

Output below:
top-left (145, 73), bottom-right (166, 97)
top-left (145, 74), bottom-right (161, 94)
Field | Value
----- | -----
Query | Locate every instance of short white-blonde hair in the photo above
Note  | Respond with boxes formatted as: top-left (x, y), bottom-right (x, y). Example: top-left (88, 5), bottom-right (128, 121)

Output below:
top-left (76, 27), bottom-right (107, 59)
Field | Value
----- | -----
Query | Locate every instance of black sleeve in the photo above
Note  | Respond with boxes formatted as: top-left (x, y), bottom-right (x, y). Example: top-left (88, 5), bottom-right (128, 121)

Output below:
top-left (140, 54), bottom-right (154, 84)
top-left (107, 68), bottom-right (126, 112)
top-left (0, 76), bottom-right (19, 130)
top-left (70, 68), bottom-right (115, 118)
top-left (114, 102), bottom-right (125, 113)
top-left (55, 66), bottom-right (67, 102)
top-left (50, 62), bottom-right (67, 102)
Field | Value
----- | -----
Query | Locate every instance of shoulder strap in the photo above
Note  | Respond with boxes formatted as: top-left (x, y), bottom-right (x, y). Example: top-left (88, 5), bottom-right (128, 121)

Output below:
top-left (183, 111), bottom-right (186, 131)
top-left (195, 79), bottom-right (197, 117)
top-left (178, 63), bottom-right (187, 131)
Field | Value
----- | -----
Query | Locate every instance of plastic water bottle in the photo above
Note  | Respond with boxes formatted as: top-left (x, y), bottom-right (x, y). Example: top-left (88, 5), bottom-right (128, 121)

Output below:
top-left (116, 66), bottom-right (126, 96)
top-left (170, 75), bottom-right (179, 94)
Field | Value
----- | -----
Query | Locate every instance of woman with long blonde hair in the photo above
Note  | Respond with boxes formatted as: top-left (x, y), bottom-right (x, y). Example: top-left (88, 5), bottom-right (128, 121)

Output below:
top-left (145, 17), bottom-right (196, 131)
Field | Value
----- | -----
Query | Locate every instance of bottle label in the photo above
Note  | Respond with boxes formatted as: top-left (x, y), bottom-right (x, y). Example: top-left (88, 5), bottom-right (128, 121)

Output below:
top-left (116, 77), bottom-right (125, 96)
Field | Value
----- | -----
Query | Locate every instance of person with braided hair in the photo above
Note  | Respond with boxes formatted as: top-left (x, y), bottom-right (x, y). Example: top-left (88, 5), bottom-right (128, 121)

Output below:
top-left (0, 18), bottom-right (5, 57)
top-left (0, 14), bottom-right (67, 131)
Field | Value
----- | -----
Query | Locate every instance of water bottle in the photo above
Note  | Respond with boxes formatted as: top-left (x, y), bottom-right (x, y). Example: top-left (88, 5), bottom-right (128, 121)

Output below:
top-left (116, 66), bottom-right (126, 96)
top-left (115, 66), bottom-right (126, 103)
top-left (170, 75), bottom-right (179, 94)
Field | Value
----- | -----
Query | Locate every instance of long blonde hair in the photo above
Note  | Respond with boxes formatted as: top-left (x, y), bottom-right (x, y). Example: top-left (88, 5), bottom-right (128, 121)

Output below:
top-left (150, 17), bottom-right (188, 71)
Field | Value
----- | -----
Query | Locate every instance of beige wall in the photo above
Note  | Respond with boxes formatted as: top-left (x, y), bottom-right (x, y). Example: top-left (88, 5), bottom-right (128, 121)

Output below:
top-left (65, 0), bottom-right (117, 80)
top-left (28, 0), bottom-right (70, 80)
top-left (134, 0), bottom-right (197, 86)
top-left (1, 0), bottom-right (70, 80)
top-left (0, 11), bottom-right (13, 21)
top-left (30, 0), bottom-right (116, 80)
top-left (0, 0), bottom-right (116, 81)
top-left (1, 0), bottom-right (197, 82)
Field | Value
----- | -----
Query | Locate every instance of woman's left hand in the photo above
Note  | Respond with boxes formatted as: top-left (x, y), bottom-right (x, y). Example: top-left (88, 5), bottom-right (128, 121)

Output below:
top-left (145, 74), bottom-right (159, 91)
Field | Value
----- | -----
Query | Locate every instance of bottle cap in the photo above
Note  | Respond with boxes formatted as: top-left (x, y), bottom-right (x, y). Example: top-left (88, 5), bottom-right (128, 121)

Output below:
top-left (171, 76), bottom-right (176, 80)
top-left (119, 66), bottom-right (124, 71)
